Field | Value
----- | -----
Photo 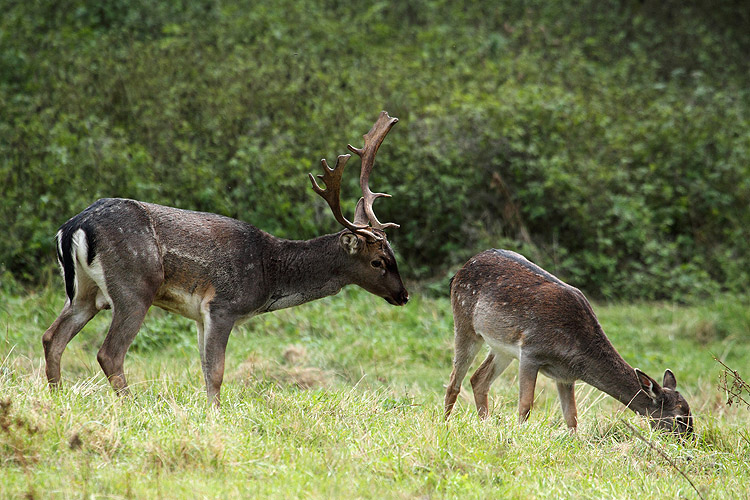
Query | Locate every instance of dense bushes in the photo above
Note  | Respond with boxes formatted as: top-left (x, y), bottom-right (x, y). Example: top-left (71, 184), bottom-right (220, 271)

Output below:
top-left (2, 0), bottom-right (749, 300)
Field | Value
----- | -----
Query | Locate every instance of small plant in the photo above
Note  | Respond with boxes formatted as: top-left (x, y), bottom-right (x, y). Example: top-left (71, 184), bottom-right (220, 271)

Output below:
top-left (715, 357), bottom-right (750, 410)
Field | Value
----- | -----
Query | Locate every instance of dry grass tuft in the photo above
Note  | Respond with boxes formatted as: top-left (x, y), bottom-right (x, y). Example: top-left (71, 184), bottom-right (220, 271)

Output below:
top-left (231, 345), bottom-right (334, 390)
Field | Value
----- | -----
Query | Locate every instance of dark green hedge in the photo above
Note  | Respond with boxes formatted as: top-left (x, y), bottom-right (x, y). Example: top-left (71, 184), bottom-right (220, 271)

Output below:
top-left (2, 0), bottom-right (749, 300)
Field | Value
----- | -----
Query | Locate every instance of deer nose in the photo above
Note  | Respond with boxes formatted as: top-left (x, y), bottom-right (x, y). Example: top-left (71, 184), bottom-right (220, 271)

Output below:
top-left (385, 289), bottom-right (409, 306)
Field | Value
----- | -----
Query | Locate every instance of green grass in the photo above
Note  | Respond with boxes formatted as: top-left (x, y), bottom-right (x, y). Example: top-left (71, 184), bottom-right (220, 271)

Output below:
top-left (1, 285), bottom-right (749, 499)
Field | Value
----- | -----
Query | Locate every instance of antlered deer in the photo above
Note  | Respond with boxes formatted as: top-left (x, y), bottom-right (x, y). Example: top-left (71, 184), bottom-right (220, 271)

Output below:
top-left (43, 111), bottom-right (408, 406)
top-left (444, 249), bottom-right (693, 436)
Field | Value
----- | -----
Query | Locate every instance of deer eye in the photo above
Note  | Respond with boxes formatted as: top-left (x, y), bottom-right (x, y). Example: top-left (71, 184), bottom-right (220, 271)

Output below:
top-left (371, 260), bottom-right (382, 268)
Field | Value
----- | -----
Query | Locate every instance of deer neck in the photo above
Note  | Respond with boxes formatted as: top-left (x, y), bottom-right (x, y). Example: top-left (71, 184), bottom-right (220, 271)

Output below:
top-left (260, 232), bottom-right (350, 312)
top-left (579, 337), bottom-right (652, 416)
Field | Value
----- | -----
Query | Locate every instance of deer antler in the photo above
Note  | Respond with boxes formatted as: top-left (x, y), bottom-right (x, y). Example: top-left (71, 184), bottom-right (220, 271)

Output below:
top-left (308, 154), bottom-right (379, 239)
top-left (347, 111), bottom-right (400, 230)
top-left (309, 111), bottom-right (399, 239)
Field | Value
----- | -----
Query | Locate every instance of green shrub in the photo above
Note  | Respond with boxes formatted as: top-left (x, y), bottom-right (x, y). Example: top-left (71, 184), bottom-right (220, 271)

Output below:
top-left (2, 0), bottom-right (749, 301)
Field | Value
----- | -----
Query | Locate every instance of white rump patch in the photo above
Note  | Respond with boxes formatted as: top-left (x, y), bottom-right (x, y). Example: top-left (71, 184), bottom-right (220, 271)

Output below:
top-left (72, 229), bottom-right (88, 264)
top-left (71, 229), bottom-right (113, 309)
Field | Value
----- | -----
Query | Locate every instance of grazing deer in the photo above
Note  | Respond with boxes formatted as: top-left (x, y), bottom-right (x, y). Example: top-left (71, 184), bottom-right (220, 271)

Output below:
top-left (444, 249), bottom-right (693, 436)
top-left (42, 111), bottom-right (408, 406)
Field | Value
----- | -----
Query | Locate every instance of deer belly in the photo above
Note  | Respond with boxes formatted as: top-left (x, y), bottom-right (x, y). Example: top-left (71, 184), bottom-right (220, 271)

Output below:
top-left (477, 330), bottom-right (522, 360)
top-left (153, 285), bottom-right (214, 321)
top-left (538, 364), bottom-right (577, 383)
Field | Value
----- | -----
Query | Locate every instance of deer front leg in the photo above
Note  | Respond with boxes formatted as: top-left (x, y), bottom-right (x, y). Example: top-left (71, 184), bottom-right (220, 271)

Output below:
top-left (556, 381), bottom-right (578, 431)
top-left (200, 312), bottom-right (235, 408)
top-left (517, 358), bottom-right (539, 423)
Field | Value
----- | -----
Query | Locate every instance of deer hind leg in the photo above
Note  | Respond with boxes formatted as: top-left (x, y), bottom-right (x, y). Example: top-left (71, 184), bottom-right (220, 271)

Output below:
top-left (556, 381), bottom-right (578, 431)
top-left (470, 350), bottom-right (514, 419)
top-left (96, 298), bottom-right (152, 396)
top-left (517, 357), bottom-right (540, 424)
top-left (42, 272), bottom-right (105, 388)
top-left (92, 230), bottom-right (164, 396)
top-left (444, 325), bottom-right (484, 420)
top-left (200, 310), bottom-right (235, 408)
top-left (96, 268), bottom-right (161, 396)
top-left (42, 299), bottom-right (99, 388)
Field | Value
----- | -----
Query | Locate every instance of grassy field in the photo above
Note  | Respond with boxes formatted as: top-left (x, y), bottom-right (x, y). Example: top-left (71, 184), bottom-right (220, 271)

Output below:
top-left (1, 283), bottom-right (749, 499)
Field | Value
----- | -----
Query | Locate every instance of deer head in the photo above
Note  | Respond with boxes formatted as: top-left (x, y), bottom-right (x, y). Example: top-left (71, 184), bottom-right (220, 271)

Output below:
top-left (309, 111), bottom-right (408, 306)
top-left (636, 368), bottom-right (694, 436)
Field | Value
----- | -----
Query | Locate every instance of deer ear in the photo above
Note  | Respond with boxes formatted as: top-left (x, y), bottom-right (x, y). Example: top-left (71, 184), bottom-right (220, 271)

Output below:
top-left (339, 232), bottom-right (362, 255)
top-left (635, 368), bottom-right (662, 401)
top-left (662, 369), bottom-right (677, 390)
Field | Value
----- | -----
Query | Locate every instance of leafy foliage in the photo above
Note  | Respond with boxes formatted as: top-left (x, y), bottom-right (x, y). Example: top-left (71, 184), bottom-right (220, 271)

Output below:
top-left (2, 0), bottom-right (749, 300)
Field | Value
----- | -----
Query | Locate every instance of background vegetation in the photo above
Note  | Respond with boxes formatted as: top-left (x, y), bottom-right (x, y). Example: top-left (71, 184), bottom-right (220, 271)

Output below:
top-left (2, 0), bottom-right (749, 300)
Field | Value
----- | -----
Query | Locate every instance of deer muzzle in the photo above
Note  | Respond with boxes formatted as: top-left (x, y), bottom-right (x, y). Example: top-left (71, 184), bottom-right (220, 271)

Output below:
top-left (386, 288), bottom-right (409, 306)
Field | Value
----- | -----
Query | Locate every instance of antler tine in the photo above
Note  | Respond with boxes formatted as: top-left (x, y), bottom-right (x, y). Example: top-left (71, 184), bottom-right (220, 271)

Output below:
top-left (347, 111), bottom-right (400, 230)
top-left (308, 154), bottom-right (379, 239)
